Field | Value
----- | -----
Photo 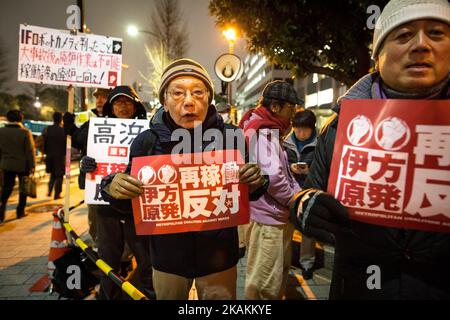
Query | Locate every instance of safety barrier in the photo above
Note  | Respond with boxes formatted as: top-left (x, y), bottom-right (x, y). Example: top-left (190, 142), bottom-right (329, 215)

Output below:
top-left (54, 203), bottom-right (149, 300)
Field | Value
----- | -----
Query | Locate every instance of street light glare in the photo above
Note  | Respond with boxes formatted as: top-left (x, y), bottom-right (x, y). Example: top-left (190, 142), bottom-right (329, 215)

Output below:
top-left (222, 28), bottom-right (237, 42)
top-left (127, 25), bottom-right (139, 37)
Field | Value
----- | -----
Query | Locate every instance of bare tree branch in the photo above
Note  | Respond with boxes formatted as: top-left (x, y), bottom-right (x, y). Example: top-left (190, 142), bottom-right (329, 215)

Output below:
top-left (143, 0), bottom-right (189, 99)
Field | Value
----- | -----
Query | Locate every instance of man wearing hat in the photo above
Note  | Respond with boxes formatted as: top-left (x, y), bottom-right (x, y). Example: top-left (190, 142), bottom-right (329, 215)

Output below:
top-left (84, 85), bottom-right (153, 300)
top-left (216, 102), bottom-right (234, 124)
top-left (92, 88), bottom-right (111, 117)
top-left (238, 80), bottom-right (302, 299)
top-left (100, 58), bottom-right (268, 300)
top-left (64, 86), bottom-right (153, 299)
top-left (291, 0), bottom-right (450, 299)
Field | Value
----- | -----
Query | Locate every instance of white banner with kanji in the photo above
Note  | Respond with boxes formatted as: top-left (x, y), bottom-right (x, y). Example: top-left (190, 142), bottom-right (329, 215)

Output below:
top-left (18, 24), bottom-right (122, 88)
top-left (86, 118), bottom-right (150, 204)
top-left (328, 99), bottom-right (450, 233)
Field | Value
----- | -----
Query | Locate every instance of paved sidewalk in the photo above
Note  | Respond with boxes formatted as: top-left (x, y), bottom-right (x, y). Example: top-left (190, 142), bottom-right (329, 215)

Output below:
top-left (0, 176), bottom-right (87, 300)
top-left (0, 172), bottom-right (331, 300)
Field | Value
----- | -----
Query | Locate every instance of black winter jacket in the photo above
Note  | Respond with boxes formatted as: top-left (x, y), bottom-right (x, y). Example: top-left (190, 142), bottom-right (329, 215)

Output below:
top-left (303, 73), bottom-right (450, 299)
top-left (43, 124), bottom-right (66, 176)
top-left (0, 123), bottom-right (35, 173)
top-left (101, 106), bottom-right (266, 278)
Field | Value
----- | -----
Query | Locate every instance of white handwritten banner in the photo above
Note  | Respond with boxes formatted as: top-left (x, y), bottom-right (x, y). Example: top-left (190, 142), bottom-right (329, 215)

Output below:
top-left (328, 100), bottom-right (450, 233)
top-left (86, 118), bottom-right (150, 205)
top-left (18, 24), bottom-right (122, 88)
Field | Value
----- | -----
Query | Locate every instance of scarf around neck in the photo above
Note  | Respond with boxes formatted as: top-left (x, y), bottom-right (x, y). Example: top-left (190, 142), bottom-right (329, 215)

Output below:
top-left (239, 106), bottom-right (291, 134)
top-left (375, 73), bottom-right (450, 100)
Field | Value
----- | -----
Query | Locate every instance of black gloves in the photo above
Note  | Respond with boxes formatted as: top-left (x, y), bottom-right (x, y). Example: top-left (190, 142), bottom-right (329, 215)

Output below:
top-left (80, 156), bottom-right (97, 173)
top-left (63, 112), bottom-right (76, 135)
top-left (291, 191), bottom-right (350, 244)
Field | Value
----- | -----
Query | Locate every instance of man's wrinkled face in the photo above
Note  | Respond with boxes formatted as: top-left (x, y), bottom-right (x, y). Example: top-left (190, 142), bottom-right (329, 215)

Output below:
top-left (95, 93), bottom-right (108, 114)
top-left (377, 19), bottom-right (450, 93)
top-left (112, 96), bottom-right (136, 119)
top-left (164, 76), bottom-right (210, 129)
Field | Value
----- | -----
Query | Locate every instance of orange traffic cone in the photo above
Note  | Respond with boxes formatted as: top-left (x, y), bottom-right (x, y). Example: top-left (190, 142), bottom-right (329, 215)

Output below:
top-left (29, 207), bottom-right (69, 293)
top-left (48, 207), bottom-right (70, 279)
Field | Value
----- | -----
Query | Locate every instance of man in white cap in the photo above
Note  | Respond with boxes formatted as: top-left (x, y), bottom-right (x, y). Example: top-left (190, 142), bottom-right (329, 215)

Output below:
top-left (100, 58), bottom-right (268, 300)
top-left (291, 0), bottom-right (449, 299)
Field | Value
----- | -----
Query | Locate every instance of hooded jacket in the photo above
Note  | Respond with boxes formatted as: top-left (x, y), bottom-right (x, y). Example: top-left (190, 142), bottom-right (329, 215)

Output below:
top-left (303, 72), bottom-right (450, 299)
top-left (100, 106), bottom-right (266, 278)
top-left (74, 85), bottom-right (147, 189)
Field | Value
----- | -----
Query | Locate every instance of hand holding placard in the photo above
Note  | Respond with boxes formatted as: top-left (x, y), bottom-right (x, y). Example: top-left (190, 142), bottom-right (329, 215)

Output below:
top-left (239, 163), bottom-right (265, 193)
top-left (107, 173), bottom-right (143, 199)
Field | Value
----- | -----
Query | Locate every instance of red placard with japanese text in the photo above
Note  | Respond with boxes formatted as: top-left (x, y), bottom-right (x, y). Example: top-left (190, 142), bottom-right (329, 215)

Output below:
top-left (131, 149), bottom-right (249, 235)
top-left (328, 99), bottom-right (450, 233)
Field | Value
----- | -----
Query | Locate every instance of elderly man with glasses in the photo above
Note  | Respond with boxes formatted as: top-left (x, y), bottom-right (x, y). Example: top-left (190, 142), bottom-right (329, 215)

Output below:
top-left (100, 58), bottom-right (268, 300)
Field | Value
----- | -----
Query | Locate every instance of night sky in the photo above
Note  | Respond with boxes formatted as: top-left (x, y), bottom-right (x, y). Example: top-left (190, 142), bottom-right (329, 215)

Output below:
top-left (0, 0), bottom-right (247, 100)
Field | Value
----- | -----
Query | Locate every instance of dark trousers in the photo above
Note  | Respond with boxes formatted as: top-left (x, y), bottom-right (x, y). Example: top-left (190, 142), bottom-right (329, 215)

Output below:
top-left (48, 173), bottom-right (63, 198)
top-left (0, 170), bottom-right (28, 220)
top-left (96, 213), bottom-right (153, 300)
top-left (87, 204), bottom-right (99, 245)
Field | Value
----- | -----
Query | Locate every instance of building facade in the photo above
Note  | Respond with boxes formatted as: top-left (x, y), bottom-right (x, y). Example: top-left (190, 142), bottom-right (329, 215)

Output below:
top-left (234, 53), bottom-right (347, 128)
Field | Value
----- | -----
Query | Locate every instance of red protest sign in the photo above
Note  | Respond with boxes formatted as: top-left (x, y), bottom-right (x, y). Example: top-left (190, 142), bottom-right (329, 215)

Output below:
top-left (130, 149), bottom-right (249, 235)
top-left (328, 100), bottom-right (450, 233)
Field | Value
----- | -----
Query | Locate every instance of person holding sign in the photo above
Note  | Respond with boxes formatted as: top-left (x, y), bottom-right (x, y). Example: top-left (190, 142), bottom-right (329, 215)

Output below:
top-left (63, 88), bottom-right (111, 244)
top-left (83, 86), bottom-right (153, 300)
top-left (100, 58), bottom-right (268, 300)
top-left (291, 0), bottom-right (450, 299)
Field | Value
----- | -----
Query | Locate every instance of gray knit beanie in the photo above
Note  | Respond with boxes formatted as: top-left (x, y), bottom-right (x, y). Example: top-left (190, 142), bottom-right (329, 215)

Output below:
top-left (158, 58), bottom-right (214, 105)
top-left (372, 0), bottom-right (450, 59)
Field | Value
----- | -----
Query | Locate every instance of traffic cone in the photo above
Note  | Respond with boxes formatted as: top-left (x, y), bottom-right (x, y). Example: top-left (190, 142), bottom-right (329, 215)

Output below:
top-left (47, 206), bottom-right (70, 279)
top-left (29, 207), bottom-right (69, 293)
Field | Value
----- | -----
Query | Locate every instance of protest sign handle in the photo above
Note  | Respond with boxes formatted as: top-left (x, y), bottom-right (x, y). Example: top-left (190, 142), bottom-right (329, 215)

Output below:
top-left (64, 85), bottom-right (74, 244)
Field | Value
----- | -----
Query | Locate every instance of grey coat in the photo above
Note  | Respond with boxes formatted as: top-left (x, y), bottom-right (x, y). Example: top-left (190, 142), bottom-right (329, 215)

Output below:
top-left (0, 123), bottom-right (36, 173)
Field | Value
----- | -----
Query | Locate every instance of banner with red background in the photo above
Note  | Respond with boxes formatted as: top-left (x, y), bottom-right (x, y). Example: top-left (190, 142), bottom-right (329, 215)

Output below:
top-left (131, 149), bottom-right (249, 235)
top-left (328, 100), bottom-right (450, 233)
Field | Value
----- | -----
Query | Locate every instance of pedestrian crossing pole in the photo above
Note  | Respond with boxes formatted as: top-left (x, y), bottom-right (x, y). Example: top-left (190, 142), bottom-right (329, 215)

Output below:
top-left (64, 85), bottom-right (74, 245)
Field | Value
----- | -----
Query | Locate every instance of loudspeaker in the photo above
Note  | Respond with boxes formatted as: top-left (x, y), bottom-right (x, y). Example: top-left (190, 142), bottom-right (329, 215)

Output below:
top-left (214, 53), bottom-right (243, 82)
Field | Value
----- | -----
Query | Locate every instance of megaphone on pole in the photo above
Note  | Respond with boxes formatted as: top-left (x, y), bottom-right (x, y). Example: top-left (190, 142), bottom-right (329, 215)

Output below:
top-left (214, 53), bottom-right (243, 82)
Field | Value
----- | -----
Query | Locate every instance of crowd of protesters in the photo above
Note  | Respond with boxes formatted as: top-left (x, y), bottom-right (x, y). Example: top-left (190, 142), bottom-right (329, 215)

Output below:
top-left (1, 0), bottom-right (448, 300)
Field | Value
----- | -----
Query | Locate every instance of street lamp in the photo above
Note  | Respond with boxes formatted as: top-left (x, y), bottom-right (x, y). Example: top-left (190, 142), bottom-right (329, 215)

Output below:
top-left (222, 28), bottom-right (237, 54)
top-left (126, 26), bottom-right (165, 64)
top-left (222, 27), bottom-right (238, 108)
top-left (127, 25), bottom-right (160, 39)
top-left (34, 97), bottom-right (41, 109)
top-left (127, 25), bottom-right (139, 37)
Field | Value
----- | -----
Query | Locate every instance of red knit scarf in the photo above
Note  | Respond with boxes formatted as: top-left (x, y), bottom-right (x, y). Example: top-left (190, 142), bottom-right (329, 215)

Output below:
top-left (238, 106), bottom-right (291, 133)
